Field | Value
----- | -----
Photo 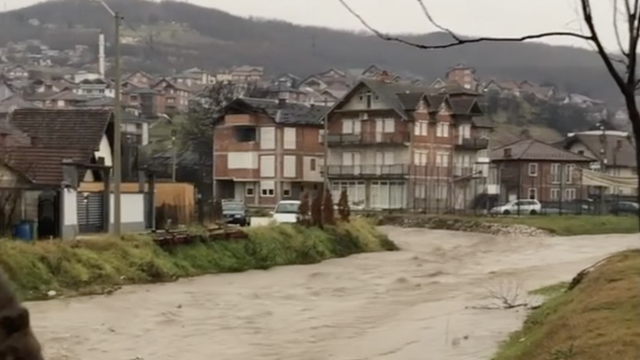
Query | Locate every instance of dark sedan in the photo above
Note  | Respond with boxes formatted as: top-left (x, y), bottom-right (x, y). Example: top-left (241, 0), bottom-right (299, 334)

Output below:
top-left (609, 201), bottom-right (640, 216)
top-left (222, 202), bottom-right (249, 226)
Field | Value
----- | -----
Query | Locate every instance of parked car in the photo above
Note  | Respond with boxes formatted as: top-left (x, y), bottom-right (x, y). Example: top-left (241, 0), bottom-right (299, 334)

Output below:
top-left (272, 200), bottom-right (301, 224)
top-left (609, 201), bottom-right (639, 216)
top-left (222, 201), bottom-right (249, 226)
top-left (490, 199), bottom-right (542, 215)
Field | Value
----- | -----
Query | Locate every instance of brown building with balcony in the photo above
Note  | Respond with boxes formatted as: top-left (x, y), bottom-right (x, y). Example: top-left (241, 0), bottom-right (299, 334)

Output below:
top-left (325, 76), bottom-right (492, 211)
top-left (490, 139), bottom-right (592, 205)
top-left (213, 98), bottom-right (328, 207)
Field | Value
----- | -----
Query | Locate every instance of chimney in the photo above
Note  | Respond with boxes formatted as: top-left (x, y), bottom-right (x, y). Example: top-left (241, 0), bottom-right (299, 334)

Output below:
top-left (375, 70), bottom-right (393, 83)
top-left (503, 148), bottom-right (512, 158)
top-left (98, 32), bottom-right (105, 79)
top-left (277, 91), bottom-right (287, 108)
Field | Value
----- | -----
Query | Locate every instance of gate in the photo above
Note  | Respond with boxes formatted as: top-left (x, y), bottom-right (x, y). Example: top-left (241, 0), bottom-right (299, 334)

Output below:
top-left (77, 192), bottom-right (105, 233)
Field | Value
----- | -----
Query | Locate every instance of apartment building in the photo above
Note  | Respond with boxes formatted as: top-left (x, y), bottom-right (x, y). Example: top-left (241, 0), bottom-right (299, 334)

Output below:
top-left (213, 97), bottom-right (328, 206)
top-left (324, 75), bottom-right (491, 211)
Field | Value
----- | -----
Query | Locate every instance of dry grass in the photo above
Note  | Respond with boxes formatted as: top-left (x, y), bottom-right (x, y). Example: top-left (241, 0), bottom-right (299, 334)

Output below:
top-left (492, 249), bottom-right (640, 360)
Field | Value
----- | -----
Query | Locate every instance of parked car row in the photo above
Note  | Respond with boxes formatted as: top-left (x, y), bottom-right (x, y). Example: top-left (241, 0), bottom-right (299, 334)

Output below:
top-left (220, 199), bottom-right (302, 226)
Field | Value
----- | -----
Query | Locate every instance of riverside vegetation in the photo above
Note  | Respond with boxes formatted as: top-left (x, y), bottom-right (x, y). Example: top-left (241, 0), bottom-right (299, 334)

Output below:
top-left (375, 214), bottom-right (639, 236)
top-left (0, 217), bottom-right (397, 301)
top-left (492, 249), bottom-right (640, 360)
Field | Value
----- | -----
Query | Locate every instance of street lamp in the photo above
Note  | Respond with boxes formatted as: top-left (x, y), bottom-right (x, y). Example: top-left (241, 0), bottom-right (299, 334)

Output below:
top-left (94, 0), bottom-right (122, 236)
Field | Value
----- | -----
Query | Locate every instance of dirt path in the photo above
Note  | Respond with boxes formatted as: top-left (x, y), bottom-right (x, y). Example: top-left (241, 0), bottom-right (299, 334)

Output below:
top-left (29, 228), bottom-right (637, 360)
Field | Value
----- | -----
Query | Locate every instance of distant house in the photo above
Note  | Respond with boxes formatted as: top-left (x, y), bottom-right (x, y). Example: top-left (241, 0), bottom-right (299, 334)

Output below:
top-left (124, 71), bottom-right (155, 87)
top-left (230, 66), bottom-right (264, 82)
top-left (490, 139), bottom-right (592, 205)
top-left (560, 123), bottom-right (637, 196)
top-left (3, 65), bottom-right (29, 79)
top-left (444, 63), bottom-right (478, 90)
top-left (75, 78), bottom-right (114, 98)
top-left (152, 77), bottom-right (192, 114)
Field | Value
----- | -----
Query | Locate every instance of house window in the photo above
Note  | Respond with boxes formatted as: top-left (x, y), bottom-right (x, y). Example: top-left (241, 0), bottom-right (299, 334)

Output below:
top-left (365, 91), bottom-right (372, 108)
top-left (283, 182), bottom-right (292, 198)
top-left (260, 181), bottom-right (275, 197)
top-left (565, 188), bottom-right (576, 200)
top-left (414, 121), bottom-right (428, 136)
top-left (310, 158), bottom-right (317, 171)
top-left (577, 150), bottom-right (585, 156)
top-left (246, 184), bottom-right (255, 197)
top-left (436, 123), bottom-right (449, 137)
top-left (528, 163), bottom-right (538, 176)
top-left (414, 151), bottom-right (428, 166)
top-left (436, 152), bottom-right (449, 167)
top-left (528, 188), bottom-right (537, 199)
top-left (436, 183), bottom-right (448, 200)
top-left (551, 163), bottom-right (561, 183)
top-left (318, 129), bottom-right (324, 143)
top-left (550, 188), bottom-right (560, 201)
top-left (383, 118), bottom-right (395, 133)
top-left (565, 164), bottom-right (575, 184)
top-left (342, 119), bottom-right (361, 134)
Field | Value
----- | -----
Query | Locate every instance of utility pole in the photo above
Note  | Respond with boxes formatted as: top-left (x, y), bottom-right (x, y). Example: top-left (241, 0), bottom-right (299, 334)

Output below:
top-left (171, 129), bottom-right (177, 182)
top-left (95, 0), bottom-right (122, 236)
top-left (113, 11), bottom-right (122, 236)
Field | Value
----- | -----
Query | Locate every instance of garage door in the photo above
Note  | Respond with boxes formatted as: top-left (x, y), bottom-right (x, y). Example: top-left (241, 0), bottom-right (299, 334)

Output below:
top-left (77, 192), bottom-right (105, 233)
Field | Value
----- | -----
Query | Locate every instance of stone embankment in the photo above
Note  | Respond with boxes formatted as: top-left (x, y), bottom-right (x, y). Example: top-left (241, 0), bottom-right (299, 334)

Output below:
top-left (373, 215), bottom-right (550, 237)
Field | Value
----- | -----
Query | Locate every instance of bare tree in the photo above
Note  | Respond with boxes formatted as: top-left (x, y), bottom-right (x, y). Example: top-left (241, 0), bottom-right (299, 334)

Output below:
top-left (339, 0), bottom-right (640, 224)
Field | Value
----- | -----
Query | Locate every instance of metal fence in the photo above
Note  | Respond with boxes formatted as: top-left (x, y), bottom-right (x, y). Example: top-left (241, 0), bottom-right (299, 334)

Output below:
top-left (336, 163), bottom-right (637, 216)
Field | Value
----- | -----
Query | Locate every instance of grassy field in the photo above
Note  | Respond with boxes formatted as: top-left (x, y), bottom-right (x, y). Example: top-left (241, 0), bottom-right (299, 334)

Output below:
top-left (0, 218), bottom-right (396, 301)
top-left (485, 215), bottom-right (639, 236)
top-left (492, 250), bottom-right (640, 360)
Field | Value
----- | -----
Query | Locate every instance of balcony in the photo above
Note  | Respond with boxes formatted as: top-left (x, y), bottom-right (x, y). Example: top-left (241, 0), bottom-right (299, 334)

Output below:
top-left (452, 166), bottom-right (475, 178)
top-left (326, 132), bottom-right (410, 146)
top-left (326, 164), bottom-right (409, 178)
top-left (455, 138), bottom-right (490, 150)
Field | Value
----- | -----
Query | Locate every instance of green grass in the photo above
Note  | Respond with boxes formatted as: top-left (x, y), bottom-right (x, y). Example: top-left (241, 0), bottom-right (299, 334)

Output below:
top-left (0, 218), bottom-right (396, 301)
top-left (375, 213), bottom-right (638, 236)
top-left (485, 215), bottom-right (639, 236)
top-left (492, 250), bottom-right (640, 360)
top-left (528, 282), bottom-right (569, 297)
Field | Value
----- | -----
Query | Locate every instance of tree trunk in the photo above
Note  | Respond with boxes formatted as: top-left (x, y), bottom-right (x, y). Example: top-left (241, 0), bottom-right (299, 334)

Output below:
top-left (624, 100), bottom-right (640, 228)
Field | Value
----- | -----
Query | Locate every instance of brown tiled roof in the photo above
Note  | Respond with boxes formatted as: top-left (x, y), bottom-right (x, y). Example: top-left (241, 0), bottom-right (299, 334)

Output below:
top-left (2, 146), bottom-right (88, 185)
top-left (491, 139), bottom-right (593, 162)
top-left (565, 133), bottom-right (636, 168)
top-left (10, 109), bottom-right (112, 151)
top-left (448, 97), bottom-right (482, 115)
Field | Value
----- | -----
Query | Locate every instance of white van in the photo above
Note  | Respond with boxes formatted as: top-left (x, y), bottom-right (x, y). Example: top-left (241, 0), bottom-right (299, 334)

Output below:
top-left (272, 200), bottom-right (301, 224)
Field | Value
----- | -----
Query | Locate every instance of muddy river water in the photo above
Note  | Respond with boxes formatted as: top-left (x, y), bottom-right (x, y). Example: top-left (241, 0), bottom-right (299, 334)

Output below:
top-left (28, 227), bottom-right (637, 360)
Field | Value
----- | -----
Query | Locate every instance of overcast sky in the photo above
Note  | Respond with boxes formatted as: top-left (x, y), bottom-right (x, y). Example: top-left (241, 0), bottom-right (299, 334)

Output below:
top-left (3, 0), bottom-right (623, 50)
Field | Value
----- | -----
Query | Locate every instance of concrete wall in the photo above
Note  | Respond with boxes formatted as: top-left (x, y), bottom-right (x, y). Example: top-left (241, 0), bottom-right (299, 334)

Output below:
top-left (61, 188), bottom-right (79, 240)
top-left (108, 193), bottom-right (146, 233)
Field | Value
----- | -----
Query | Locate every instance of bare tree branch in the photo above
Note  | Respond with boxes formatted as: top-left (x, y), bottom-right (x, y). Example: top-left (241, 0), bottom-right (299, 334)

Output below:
top-left (338, 0), bottom-right (593, 50)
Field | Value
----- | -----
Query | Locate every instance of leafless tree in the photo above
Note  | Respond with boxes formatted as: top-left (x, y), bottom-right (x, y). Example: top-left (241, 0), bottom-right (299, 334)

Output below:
top-left (339, 0), bottom-right (640, 224)
top-left (0, 151), bottom-right (21, 237)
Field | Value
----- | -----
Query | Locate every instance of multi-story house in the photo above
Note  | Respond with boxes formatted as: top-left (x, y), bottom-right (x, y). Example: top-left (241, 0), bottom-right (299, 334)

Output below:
top-left (124, 71), bottom-right (155, 87)
top-left (152, 78), bottom-right (192, 114)
top-left (3, 65), bottom-right (29, 80)
top-left (229, 66), bottom-right (264, 82)
top-left (213, 97), bottom-right (327, 207)
top-left (560, 121), bottom-right (637, 196)
top-left (75, 78), bottom-right (114, 98)
top-left (324, 75), bottom-right (490, 211)
top-left (490, 139), bottom-right (593, 205)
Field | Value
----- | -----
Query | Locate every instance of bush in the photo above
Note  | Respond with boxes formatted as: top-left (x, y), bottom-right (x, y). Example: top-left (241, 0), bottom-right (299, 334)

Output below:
top-left (297, 192), bottom-right (310, 226)
top-left (0, 218), bottom-right (395, 301)
top-left (337, 189), bottom-right (351, 222)
top-left (323, 191), bottom-right (336, 226)
top-left (310, 191), bottom-right (323, 227)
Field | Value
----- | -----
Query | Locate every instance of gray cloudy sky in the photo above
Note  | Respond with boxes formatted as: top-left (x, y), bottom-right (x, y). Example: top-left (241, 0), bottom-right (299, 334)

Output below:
top-left (3, 0), bottom-right (621, 49)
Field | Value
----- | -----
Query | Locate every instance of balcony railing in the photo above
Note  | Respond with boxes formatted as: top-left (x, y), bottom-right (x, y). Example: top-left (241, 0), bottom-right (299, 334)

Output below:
top-left (452, 166), bottom-right (475, 177)
top-left (455, 138), bottom-right (490, 150)
top-left (326, 164), bottom-right (409, 177)
top-left (325, 132), bottom-right (410, 146)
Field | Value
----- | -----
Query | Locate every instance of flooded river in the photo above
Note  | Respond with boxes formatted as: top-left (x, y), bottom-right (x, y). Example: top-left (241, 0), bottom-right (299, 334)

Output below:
top-left (29, 227), bottom-right (637, 360)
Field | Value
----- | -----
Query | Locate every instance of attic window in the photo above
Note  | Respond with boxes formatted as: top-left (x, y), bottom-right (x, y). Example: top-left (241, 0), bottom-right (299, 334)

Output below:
top-left (235, 126), bottom-right (257, 142)
top-left (577, 150), bottom-right (584, 156)
top-left (504, 148), bottom-right (512, 158)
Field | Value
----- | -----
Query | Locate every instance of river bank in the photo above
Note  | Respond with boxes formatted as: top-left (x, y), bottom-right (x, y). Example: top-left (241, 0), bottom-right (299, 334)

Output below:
top-left (0, 217), bottom-right (396, 301)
